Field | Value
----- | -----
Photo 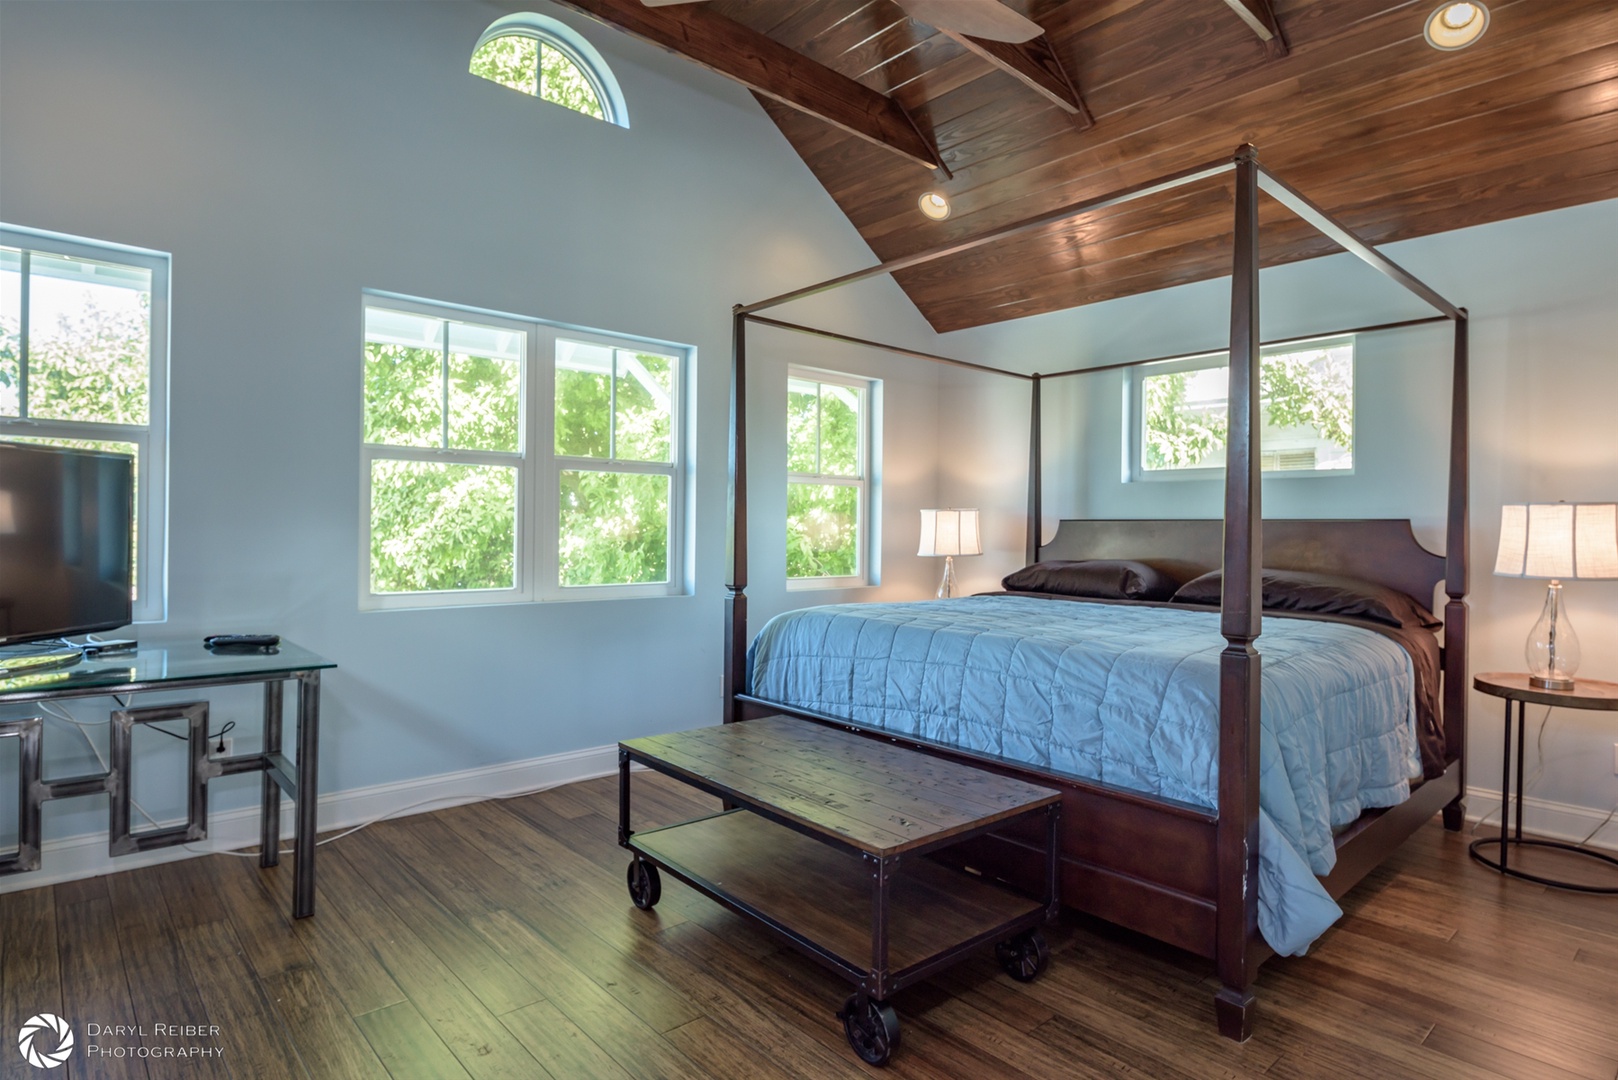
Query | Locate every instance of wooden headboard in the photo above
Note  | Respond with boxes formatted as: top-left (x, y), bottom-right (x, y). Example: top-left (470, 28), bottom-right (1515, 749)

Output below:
top-left (1037, 519), bottom-right (1446, 607)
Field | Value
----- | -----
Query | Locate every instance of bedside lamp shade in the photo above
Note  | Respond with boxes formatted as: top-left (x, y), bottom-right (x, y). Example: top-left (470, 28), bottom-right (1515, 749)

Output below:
top-left (917, 508), bottom-right (982, 558)
top-left (1494, 503), bottom-right (1618, 579)
top-left (1494, 503), bottom-right (1618, 689)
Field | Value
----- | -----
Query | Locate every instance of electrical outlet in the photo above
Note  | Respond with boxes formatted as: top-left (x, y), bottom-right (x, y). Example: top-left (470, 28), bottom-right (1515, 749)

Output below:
top-left (211, 737), bottom-right (234, 759)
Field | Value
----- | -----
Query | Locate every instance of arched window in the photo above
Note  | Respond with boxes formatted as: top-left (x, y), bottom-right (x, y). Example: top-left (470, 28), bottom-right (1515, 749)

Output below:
top-left (470, 14), bottom-right (628, 127)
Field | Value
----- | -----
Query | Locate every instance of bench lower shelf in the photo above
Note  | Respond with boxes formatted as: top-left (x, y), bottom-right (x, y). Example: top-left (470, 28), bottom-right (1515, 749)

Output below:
top-left (628, 808), bottom-right (1045, 989)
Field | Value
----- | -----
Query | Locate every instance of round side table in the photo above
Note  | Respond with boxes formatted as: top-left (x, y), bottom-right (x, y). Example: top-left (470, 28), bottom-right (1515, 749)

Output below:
top-left (1471, 672), bottom-right (1618, 894)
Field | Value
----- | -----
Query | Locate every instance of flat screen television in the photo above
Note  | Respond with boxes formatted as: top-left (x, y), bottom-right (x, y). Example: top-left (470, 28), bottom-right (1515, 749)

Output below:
top-left (0, 442), bottom-right (135, 647)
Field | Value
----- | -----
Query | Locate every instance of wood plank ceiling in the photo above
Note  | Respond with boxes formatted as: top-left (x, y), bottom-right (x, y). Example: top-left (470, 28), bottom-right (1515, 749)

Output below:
top-left (568, 1), bottom-right (1618, 331)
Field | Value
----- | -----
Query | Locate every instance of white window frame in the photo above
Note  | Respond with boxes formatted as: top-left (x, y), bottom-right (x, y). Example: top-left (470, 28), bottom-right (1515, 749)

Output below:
top-left (1125, 335), bottom-right (1356, 483)
top-left (786, 365), bottom-right (876, 591)
top-left (359, 292), bottom-right (686, 610)
top-left (1, 225), bottom-right (170, 624)
top-left (471, 13), bottom-right (630, 128)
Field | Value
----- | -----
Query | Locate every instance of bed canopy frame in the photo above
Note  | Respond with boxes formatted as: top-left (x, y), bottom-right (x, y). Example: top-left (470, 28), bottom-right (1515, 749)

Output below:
top-left (723, 145), bottom-right (1469, 1040)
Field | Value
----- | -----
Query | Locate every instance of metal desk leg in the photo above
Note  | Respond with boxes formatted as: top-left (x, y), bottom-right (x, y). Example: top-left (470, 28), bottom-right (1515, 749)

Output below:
top-left (293, 671), bottom-right (321, 919)
top-left (261, 681), bottom-right (284, 869)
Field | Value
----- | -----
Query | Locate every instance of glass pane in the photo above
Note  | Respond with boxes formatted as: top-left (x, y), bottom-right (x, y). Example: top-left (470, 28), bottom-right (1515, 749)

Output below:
top-left (470, 34), bottom-right (538, 95)
top-left (786, 378), bottom-right (818, 475)
top-left (539, 42), bottom-right (605, 120)
top-left (614, 350), bottom-right (673, 463)
top-left (369, 459), bottom-right (516, 593)
top-left (1260, 344), bottom-right (1354, 471)
top-left (555, 339), bottom-right (612, 458)
top-left (447, 320), bottom-right (521, 453)
top-left (818, 383), bottom-right (862, 477)
top-left (1141, 368), bottom-right (1226, 471)
top-left (1140, 345), bottom-right (1354, 473)
top-left (364, 309), bottom-right (444, 448)
top-left (0, 248), bottom-right (19, 417)
top-left (27, 252), bottom-right (151, 425)
top-left (787, 482), bottom-right (859, 579)
top-left (6, 436), bottom-right (139, 600)
top-left (559, 470), bottom-right (669, 586)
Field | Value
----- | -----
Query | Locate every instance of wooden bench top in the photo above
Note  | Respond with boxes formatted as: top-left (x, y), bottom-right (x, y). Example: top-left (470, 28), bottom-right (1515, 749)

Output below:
top-left (621, 716), bottom-right (1061, 857)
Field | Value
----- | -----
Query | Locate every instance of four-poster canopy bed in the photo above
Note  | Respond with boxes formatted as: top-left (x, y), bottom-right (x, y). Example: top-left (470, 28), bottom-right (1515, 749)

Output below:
top-left (722, 145), bottom-right (1470, 1041)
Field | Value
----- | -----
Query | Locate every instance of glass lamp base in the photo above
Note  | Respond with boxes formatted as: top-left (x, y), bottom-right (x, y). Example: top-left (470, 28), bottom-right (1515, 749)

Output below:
top-left (1525, 580), bottom-right (1581, 692)
top-left (936, 555), bottom-right (956, 600)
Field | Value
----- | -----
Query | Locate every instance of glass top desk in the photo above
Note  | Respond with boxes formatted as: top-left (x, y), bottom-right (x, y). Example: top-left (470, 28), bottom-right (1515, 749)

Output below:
top-left (0, 639), bottom-right (335, 918)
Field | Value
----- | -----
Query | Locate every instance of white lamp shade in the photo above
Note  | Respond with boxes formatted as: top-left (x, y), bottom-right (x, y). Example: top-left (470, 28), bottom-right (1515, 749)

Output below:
top-left (918, 508), bottom-right (981, 557)
top-left (1495, 502), bottom-right (1618, 579)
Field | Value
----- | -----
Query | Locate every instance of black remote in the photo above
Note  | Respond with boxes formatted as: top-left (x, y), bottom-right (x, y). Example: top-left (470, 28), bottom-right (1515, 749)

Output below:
top-left (204, 634), bottom-right (281, 649)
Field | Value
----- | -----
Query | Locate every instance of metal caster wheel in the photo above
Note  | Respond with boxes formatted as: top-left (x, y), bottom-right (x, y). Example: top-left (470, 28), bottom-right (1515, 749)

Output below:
top-left (838, 994), bottom-right (900, 1066)
top-left (626, 857), bottom-right (661, 910)
top-left (996, 929), bottom-right (1049, 982)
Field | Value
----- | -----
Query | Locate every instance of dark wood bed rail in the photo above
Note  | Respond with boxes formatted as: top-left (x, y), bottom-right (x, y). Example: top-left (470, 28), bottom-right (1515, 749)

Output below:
top-left (726, 145), bottom-right (1469, 1042)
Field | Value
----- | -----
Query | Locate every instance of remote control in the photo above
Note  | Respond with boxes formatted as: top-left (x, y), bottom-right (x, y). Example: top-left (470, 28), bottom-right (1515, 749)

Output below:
top-left (204, 634), bottom-right (281, 649)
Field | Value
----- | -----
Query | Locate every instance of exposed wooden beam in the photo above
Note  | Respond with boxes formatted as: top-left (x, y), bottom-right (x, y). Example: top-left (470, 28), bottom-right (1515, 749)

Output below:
top-left (944, 32), bottom-right (1094, 128)
top-left (1220, 0), bottom-right (1288, 58)
top-left (551, 0), bottom-right (944, 171)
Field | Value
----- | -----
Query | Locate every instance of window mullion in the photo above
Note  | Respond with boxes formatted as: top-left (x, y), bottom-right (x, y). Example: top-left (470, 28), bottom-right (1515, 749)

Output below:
top-left (17, 249), bottom-right (29, 418)
top-left (608, 350), bottom-right (617, 462)
top-left (440, 320), bottom-right (451, 450)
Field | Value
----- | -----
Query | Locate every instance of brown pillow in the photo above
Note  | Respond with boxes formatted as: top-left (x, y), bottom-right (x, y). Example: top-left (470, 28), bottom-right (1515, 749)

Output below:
top-left (1003, 560), bottom-right (1181, 602)
top-left (1170, 568), bottom-right (1442, 630)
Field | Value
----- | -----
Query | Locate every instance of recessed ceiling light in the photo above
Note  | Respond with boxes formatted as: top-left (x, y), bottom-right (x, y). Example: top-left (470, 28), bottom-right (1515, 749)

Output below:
top-left (918, 191), bottom-right (951, 221)
top-left (1424, 1), bottom-right (1488, 50)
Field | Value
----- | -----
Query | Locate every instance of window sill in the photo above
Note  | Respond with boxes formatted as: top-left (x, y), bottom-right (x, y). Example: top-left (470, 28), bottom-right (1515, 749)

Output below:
top-left (786, 577), bottom-right (871, 592)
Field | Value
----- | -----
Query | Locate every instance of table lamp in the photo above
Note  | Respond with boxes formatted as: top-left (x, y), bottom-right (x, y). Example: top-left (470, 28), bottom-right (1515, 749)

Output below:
top-left (918, 508), bottom-right (981, 599)
top-left (1494, 502), bottom-right (1618, 689)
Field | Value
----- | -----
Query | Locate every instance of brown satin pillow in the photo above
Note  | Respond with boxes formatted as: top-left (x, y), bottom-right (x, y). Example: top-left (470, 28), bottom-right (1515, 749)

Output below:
top-left (1170, 568), bottom-right (1442, 630)
top-left (1002, 560), bottom-right (1181, 602)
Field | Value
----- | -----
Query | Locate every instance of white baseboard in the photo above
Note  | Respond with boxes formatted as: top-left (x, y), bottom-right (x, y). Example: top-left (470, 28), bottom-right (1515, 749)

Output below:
top-left (9, 761), bottom-right (1611, 894)
top-left (0, 743), bottom-right (623, 894)
top-left (1464, 785), bottom-right (1618, 853)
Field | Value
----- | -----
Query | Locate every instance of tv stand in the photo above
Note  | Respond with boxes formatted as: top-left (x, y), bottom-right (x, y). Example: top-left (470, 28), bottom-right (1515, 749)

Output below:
top-left (0, 637), bottom-right (335, 919)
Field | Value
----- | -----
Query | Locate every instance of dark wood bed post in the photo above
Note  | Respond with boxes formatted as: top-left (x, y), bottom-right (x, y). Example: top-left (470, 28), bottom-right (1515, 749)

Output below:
top-left (1027, 374), bottom-right (1043, 565)
top-left (724, 309), bottom-right (749, 725)
top-left (1441, 312), bottom-right (1470, 829)
top-left (1215, 145), bottom-right (1264, 1041)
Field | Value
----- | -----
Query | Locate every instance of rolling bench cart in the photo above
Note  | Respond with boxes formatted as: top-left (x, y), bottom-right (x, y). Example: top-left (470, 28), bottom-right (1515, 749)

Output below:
top-left (618, 715), bottom-right (1061, 1065)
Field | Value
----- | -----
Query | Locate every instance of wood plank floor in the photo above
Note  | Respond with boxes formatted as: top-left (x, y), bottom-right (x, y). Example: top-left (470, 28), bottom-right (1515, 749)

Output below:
top-left (3, 772), bottom-right (1616, 1080)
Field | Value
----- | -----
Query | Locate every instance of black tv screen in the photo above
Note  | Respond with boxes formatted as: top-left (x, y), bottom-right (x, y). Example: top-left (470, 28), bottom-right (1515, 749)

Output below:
top-left (0, 442), bottom-right (134, 646)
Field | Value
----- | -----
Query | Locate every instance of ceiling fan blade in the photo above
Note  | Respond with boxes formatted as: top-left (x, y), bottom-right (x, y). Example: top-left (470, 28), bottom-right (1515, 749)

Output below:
top-left (894, 0), bottom-right (1044, 43)
top-left (639, 0), bottom-right (709, 6)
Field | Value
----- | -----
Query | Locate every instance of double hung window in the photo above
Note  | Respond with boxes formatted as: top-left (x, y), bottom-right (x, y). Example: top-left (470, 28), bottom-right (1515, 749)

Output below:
top-left (361, 295), bottom-right (683, 608)
top-left (786, 367), bottom-right (875, 587)
top-left (1, 227), bottom-right (169, 621)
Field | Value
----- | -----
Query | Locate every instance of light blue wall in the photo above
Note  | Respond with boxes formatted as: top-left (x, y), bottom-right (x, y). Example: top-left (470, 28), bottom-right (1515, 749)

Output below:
top-left (0, 0), bottom-right (959, 846)
top-left (939, 199), bottom-right (1618, 818)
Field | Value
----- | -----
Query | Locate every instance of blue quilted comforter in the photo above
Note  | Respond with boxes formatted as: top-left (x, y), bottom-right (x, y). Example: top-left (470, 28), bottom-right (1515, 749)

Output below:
top-left (746, 595), bottom-right (1420, 955)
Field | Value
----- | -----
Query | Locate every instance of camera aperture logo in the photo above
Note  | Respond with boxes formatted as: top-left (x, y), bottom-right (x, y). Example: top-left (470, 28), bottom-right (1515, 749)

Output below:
top-left (18, 1013), bottom-right (73, 1069)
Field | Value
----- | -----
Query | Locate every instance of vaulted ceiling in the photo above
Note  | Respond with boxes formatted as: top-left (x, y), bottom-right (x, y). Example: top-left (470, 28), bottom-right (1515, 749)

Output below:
top-left (561, 1), bottom-right (1618, 331)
